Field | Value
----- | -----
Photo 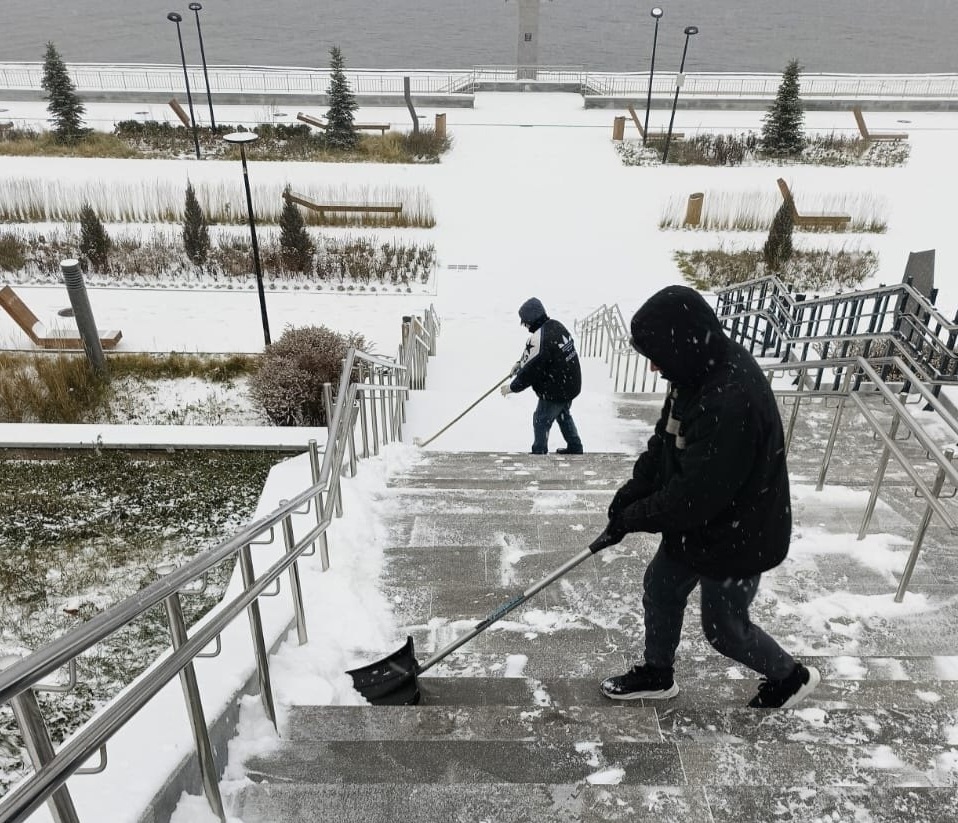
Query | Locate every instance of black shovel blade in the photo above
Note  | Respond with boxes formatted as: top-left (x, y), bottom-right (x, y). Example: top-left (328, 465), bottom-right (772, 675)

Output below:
top-left (346, 635), bottom-right (421, 705)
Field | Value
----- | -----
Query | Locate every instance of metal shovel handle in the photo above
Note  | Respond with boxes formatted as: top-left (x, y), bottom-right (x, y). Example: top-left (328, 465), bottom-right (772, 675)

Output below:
top-left (415, 370), bottom-right (514, 448)
top-left (417, 547), bottom-right (594, 674)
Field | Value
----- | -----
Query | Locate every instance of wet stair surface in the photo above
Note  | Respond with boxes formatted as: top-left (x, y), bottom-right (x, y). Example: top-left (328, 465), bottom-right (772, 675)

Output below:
top-left (233, 394), bottom-right (958, 822)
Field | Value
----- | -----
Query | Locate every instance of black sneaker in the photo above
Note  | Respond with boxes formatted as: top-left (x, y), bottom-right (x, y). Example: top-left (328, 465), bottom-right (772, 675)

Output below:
top-left (600, 665), bottom-right (679, 701)
top-left (748, 664), bottom-right (821, 709)
top-left (556, 446), bottom-right (583, 455)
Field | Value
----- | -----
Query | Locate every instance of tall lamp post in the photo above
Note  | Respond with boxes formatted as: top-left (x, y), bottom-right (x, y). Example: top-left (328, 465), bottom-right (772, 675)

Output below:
top-left (662, 25), bottom-right (698, 164)
top-left (188, 2), bottom-right (216, 129)
top-left (167, 12), bottom-right (201, 159)
top-left (224, 132), bottom-right (271, 346)
top-left (643, 7), bottom-right (664, 147)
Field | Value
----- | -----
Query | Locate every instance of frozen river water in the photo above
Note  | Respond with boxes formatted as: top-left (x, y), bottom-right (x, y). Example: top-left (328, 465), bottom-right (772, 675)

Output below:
top-left (3, 0), bottom-right (958, 74)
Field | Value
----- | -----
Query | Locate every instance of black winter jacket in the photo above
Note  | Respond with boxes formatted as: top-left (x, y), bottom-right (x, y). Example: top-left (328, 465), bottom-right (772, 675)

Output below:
top-left (612, 286), bottom-right (791, 579)
top-left (509, 315), bottom-right (582, 402)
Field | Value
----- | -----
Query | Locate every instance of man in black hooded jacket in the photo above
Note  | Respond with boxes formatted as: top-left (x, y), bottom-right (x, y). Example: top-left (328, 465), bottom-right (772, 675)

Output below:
top-left (502, 297), bottom-right (583, 455)
top-left (589, 286), bottom-right (820, 709)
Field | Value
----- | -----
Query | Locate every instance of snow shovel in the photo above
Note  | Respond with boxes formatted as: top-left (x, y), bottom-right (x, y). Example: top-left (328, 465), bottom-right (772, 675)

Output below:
top-left (413, 371), bottom-right (514, 448)
top-left (347, 546), bottom-right (595, 705)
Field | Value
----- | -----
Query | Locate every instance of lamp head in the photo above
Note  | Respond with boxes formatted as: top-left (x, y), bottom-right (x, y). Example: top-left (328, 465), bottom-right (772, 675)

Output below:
top-left (684, 25), bottom-right (699, 36)
top-left (650, 7), bottom-right (664, 19)
top-left (167, 12), bottom-right (183, 22)
top-left (223, 132), bottom-right (259, 145)
top-left (189, 2), bottom-right (203, 9)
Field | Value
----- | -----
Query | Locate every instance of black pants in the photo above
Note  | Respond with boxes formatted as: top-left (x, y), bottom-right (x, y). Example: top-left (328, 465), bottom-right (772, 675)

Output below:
top-left (642, 544), bottom-right (796, 680)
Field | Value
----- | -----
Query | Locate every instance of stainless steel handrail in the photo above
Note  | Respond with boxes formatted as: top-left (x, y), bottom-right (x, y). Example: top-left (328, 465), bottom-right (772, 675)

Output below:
top-left (0, 308), bottom-right (441, 823)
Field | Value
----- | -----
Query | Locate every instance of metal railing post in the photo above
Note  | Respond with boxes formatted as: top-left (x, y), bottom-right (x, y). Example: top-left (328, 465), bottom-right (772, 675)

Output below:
top-left (358, 392), bottom-right (370, 458)
top-left (816, 369), bottom-right (853, 490)
top-left (2, 657), bottom-right (81, 823)
top-left (378, 371), bottom-right (388, 444)
top-left (322, 382), bottom-right (334, 429)
top-left (895, 448), bottom-right (954, 602)
top-left (858, 410), bottom-right (902, 539)
top-left (162, 591), bottom-right (226, 823)
top-left (279, 504), bottom-right (308, 645)
top-left (347, 401), bottom-right (359, 476)
top-left (308, 440), bottom-right (330, 571)
top-left (369, 388), bottom-right (381, 456)
top-left (237, 544), bottom-right (277, 729)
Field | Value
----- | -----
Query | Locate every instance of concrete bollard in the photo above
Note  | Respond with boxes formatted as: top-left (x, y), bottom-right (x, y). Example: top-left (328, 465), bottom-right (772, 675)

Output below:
top-left (612, 116), bottom-right (626, 141)
top-left (684, 192), bottom-right (705, 227)
top-left (60, 259), bottom-right (108, 375)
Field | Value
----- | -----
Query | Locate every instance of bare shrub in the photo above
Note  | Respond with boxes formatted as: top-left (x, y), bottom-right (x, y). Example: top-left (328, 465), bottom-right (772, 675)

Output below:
top-left (248, 325), bottom-right (366, 426)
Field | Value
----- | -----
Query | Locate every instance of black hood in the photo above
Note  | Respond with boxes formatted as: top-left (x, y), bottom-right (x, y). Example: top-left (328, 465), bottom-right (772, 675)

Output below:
top-left (630, 286), bottom-right (729, 386)
top-left (519, 297), bottom-right (547, 328)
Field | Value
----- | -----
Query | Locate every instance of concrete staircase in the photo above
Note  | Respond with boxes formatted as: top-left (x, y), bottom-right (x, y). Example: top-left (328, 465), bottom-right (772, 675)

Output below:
top-left (232, 395), bottom-right (958, 822)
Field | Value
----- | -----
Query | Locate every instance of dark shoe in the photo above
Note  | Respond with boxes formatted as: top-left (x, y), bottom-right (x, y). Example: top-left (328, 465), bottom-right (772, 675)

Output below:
top-left (748, 664), bottom-right (821, 709)
top-left (600, 665), bottom-right (679, 701)
top-left (556, 446), bottom-right (583, 455)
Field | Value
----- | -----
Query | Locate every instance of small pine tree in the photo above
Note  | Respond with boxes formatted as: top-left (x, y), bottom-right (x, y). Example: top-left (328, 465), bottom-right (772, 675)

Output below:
top-left (41, 42), bottom-right (86, 142)
top-left (279, 187), bottom-right (315, 273)
top-left (183, 181), bottom-right (210, 265)
top-left (763, 202), bottom-right (795, 271)
top-left (78, 204), bottom-right (111, 270)
top-left (761, 59), bottom-right (805, 155)
top-left (325, 46), bottom-right (358, 150)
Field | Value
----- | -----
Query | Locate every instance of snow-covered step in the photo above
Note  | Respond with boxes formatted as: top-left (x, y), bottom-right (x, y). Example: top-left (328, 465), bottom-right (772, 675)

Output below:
top-left (241, 738), bottom-right (955, 787)
top-left (410, 676), bottom-right (958, 711)
top-left (284, 703), bottom-right (956, 747)
top-left (230, 782), bottom-right (715, 823)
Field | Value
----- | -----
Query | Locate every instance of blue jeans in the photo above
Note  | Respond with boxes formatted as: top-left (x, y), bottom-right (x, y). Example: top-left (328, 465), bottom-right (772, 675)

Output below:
top-left (642, 544), bottom-right (796, 679)
top-left (531, 398), bottom-right (582, 454)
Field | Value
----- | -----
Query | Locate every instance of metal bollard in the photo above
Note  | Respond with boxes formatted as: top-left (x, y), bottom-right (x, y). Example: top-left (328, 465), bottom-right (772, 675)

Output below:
top-left (60, 259), bottom-right (107, 375)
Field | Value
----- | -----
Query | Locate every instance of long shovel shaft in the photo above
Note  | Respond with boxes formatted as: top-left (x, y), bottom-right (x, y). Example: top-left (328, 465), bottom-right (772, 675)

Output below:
top-left (416, 371), bottom-right (514, 448)
top-left (417, 548), bottom-right (594, 674)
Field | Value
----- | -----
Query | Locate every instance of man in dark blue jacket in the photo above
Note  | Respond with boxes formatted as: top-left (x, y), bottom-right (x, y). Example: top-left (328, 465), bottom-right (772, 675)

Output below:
top-left (502, 297), bottom-right (583, 455)
top-left (589, 286), bottom-right (820, 709)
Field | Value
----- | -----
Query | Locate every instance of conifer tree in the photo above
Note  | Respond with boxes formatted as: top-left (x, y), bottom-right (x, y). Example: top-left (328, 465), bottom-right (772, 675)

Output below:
top-left (41, 42), bottom-right (86, 142)
top-left (78, 204), bottom-right (112, 270)
top-left (325, 46), bottom-right (358, 150)
top-left (183, 181), bottom-right (210, 265)
top-left (279, 187), bottom-right (315, 272)
top-left (761, 59), bottom-right (805, 155)
top-left (763, 201), bottom-right (795, 271)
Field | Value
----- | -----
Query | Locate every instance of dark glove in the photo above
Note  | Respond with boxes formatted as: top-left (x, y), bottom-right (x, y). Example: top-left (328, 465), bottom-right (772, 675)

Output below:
top-left (608, 479), bottom-right (642, 521)
top-left (589, 521), bottom-right (626, 553)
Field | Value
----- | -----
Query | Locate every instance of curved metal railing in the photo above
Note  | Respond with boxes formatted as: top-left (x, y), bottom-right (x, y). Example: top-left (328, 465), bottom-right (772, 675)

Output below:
top-left (0, 305), bottom-right (441, 823)
top-left (576, 303), bottom-right (663, 393)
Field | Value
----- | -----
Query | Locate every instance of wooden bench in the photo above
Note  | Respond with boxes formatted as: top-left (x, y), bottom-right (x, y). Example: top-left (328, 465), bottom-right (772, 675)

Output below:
top-left (626, 104), bottom-right (683, 141)
top-left (852, 106), bottom-right (908, 142)
top-left (0, 285), bottom-right (122, 350)
top-left (282, 189), bottom-right (403, 220)
top-left (296, 111), bottom-right (391, 136)
top-left (776, 178), bottom-right (851, 230)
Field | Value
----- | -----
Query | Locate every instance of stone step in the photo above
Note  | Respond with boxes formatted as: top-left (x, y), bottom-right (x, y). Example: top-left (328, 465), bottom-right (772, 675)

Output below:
top-left (229, 782), bottom-right (956, 823)
top-left (402, 676), bottom-right (958, 710)
top-left (285, 702), bottom-right (957, 747)
top-left (241, 738), bottom-right (956, 787)
top-left (391, 452), bottom-right (633, 490)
